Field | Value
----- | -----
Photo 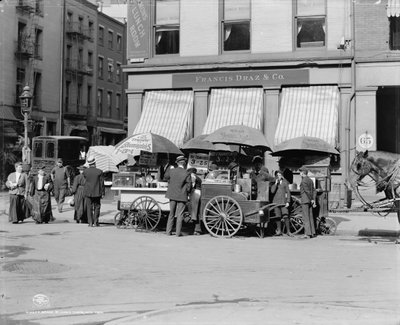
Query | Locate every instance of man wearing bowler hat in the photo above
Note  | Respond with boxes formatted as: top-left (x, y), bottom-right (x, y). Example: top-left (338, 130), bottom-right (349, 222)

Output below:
top-left (83, 157), bottom-right (104, 227)
top-left (165, 155), bottom-right (191, 236)
top-left (299, 166), bottom-right (317, 238)
top-left (51, 158), bottom-right (71, 213)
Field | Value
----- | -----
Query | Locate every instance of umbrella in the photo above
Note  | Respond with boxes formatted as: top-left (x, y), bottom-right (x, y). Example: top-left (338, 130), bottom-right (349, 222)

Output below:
top-left (204, 125), bottom-right (272, 151)
top-left (86, 146), bottom-right (127, 173)
top-left (272, 136), bottom-right (339, 156)
top-left (114, 132), bottom-right (182, 156)
top-left (180, 134), bottom-right (239, 153)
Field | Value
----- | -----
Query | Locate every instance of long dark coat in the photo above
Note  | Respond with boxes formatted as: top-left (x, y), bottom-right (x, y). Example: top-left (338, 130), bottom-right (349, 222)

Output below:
top-left (71, 173), bottom-right (87, 222)
top-left (29, 174), bottom-right (53, 223)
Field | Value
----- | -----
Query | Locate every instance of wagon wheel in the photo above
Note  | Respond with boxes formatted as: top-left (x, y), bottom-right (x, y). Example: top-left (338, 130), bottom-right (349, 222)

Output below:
top-left (129, 196), bottom-right (161, 231)
top-left (317, 216), bottom-right (337, 235)
top-left (114, 211), bottom-right (133, 229)
top-left (283, 197), bottom-right (304, 235)
top-left (202, 195), bottom-right (243, 238)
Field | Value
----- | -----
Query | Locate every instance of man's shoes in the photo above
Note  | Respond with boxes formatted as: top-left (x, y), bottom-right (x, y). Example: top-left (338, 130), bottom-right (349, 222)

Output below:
top-left (301, 235), bottom-right (311, 239)
top-left (274, 232), bottom-right (282, 236)
top-left (88, 224), bottom-right (93, 227)
top-left (193, 231), bottom-right (201, 236)
top-left (284, 232), bottom-right (294, 237)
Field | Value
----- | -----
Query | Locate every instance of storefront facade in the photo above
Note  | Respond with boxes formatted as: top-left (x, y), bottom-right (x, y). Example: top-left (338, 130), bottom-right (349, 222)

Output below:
top-left (124, 0), bottom-right (353, 188)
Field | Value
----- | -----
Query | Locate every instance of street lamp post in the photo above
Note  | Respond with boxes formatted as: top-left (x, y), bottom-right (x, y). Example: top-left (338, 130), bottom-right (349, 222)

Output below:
top-left (19, 85), bottom-right (33, 164)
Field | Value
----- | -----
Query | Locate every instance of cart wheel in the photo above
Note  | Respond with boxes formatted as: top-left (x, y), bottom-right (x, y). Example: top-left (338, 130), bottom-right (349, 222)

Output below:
top-left (114, 211), bottom-right (131, 229)
top-left (129, 196), bottom-right (161, 231)
top-left (284, 198), bottom-right (304, 235)
top-left (202, 195), bottom-right (243, 238)
top-left (318, 217), bottom-right (337, 235)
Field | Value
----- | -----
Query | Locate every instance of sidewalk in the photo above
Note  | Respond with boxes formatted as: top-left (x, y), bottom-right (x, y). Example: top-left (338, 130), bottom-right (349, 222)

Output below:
top-left (1, 190), bottom-right (400, 238)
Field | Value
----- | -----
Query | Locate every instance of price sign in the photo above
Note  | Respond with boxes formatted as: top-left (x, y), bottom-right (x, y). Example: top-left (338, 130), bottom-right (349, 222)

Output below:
top-left (138, 151), bottom-right (157, 166)
top-left (358, 133), bottom-right (374, 149)
top-left (188, 153), bottom-right (209, 174)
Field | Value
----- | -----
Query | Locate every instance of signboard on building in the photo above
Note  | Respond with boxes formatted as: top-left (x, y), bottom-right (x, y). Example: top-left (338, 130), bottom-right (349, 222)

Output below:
top-left (358, 132), bottom-right (374, 149)
top-left (172, 69), bottom-right (309, 89)
top-left (127, 0), bottom-right (150, 60)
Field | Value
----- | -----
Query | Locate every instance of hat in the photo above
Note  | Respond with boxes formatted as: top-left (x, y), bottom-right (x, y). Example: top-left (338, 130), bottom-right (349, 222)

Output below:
top-left (187, 167), bottom-right (197, 174)
top-left (77, 165), bottom-right (86, 170)
top-left (252, 156), bottom-right (263, 164)
top-left (87, 157), bottom-right (96, 165)
top-left (299, 166), bottom-right (309, 173)
top-left (57, 158), bottom-right (63, 163)
top-left (175, 155), bottom-right (187, 164)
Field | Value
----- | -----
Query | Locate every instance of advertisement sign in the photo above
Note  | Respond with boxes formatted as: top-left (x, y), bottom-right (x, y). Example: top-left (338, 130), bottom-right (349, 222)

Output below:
top-left (188, 153), bottom-right (209, 174)
top-left (138, 151), bottom-right (157, 166)
top-left (127, 0), bottom-right (150, 60)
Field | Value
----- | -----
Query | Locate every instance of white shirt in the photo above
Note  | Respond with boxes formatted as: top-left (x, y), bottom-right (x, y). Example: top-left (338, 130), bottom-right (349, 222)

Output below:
top-left (15, 172), bottom-right (21, 184)
top-left (37, 175), bottom-right (44, 190)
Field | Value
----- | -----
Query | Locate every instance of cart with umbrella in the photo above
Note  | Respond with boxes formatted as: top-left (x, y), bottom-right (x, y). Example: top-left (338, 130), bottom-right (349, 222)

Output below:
top-left (190, 125), bottom-right (281, 238)
top-left (271, 135), bottom-right (340, 235)
top-left (111, 132), bottom-right (184, 231)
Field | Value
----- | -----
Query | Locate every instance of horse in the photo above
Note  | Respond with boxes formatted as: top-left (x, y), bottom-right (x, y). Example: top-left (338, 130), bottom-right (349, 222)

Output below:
top-left (349, 150), bottom-right (400, 224)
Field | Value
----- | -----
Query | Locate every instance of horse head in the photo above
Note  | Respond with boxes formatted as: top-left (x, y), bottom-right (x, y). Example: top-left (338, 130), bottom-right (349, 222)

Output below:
top-left (350, 150), bottom-right (375, 181)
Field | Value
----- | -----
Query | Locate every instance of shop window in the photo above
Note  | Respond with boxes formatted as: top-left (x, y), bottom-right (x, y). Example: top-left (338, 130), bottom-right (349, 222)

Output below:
top-left (389, 17), bottom-right (400, 50)
top-left (223, 0), bottom-right (250, 52)
top-left (296, 0), bottom-right (326, 48)
top-left (154, 0), bottom-right (180, 55)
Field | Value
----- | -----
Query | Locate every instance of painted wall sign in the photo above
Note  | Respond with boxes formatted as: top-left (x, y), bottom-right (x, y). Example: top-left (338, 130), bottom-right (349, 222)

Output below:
top-left (172, 69), bottom-right (309, 88)
top-left (127, 0), bottom-right (150, 60)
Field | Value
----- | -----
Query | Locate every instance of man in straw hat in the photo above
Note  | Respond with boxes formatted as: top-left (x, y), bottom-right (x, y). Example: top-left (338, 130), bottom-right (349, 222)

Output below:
top-left (83, 157), bottom-right (104, 227)
top-left (165, 155), bottom-right (192, 237)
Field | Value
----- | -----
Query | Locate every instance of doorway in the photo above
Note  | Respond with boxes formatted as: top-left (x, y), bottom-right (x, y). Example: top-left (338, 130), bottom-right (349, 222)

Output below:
top-left (376, 87), bottom-right (400, 153)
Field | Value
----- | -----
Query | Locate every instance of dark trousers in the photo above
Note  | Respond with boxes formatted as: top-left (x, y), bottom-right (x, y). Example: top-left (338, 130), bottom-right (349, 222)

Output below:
top-left (86, 196), bottom-right (101, 226)
top-left (301, 203), bottom-right (316, 236)
top-left (166, 200), bottom-right (186, 236)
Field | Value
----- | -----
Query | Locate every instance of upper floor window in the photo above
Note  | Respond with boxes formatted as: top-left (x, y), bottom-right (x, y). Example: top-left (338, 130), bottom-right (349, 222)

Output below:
top-left (34, 28), bottom-right (43, 59)
top-left (389, 17), bottom-right (400, 50)
top-left (107, 59), bottom-right (114, 81)
top-left (99, 26), bottom-right (104, 46)
top-left (88, 21), bottom-right (94, 40)
top-left (97, 89), bottom-right (103, 115)
top-left (116, 63), bottom-right (122, 83)
top-left (98, 57), bottom-right (104, 78)
top-left (108, 30), bottom-right (114, 49)
top-left (116, 34), bottom-right (122, 51)
top-left (154, 0), bottom-right (180, 55)
top-left (223, 0), bottom-right (250, 52)
top-left (296, 0), bottom-right (326, 48)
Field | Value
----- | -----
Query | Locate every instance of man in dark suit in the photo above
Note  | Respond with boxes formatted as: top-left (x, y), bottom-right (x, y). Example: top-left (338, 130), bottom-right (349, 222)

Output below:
top-left (271, 170), bottom-right (292, 236)
top-left (299, 166), bottom-right (317, 238)
top-left (83, 157), bottom-right (105, 227)
top-left (165, 155), bottom-right (191, 236)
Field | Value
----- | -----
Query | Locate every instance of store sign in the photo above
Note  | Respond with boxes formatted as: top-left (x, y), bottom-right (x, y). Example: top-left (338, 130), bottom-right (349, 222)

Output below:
top-left (138, 151), bottom-right (157, 166)
top-left (358, 133), bottom-right (374, 149)
top-left (172, 69), bottom-right (309, 88)
top-left (188, 153), bottom-right (209, 174)
top-left (127, 0), bottom-right (150, 60)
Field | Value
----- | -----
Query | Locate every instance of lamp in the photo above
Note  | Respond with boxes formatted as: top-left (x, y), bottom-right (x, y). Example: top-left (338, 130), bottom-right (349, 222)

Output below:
top-left (19, 85), bottom-right (33, 164)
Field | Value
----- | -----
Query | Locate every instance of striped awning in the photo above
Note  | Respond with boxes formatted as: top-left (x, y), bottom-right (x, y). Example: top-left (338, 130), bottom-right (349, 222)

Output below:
top-left (133, 90), bottom-right (193, 147)
top-left (0, 107), bottom-right (19, 121)
top-left (274, 86), bottom-right (339, 147)
top-left (202, 88), bottom-right (263, 134)
top-left (387, 0), bottom-right (400, 17)
top-left (86, 145), bottom-right (127, 173)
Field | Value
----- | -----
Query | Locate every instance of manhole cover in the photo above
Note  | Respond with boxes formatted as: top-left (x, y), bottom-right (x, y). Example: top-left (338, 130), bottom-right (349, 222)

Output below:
top-left (3, 259), bottom-right (70, 274)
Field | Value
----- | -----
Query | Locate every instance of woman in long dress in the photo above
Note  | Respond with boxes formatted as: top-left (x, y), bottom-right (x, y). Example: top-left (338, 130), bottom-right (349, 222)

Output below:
top-left (29, 165), bottom-right (53, 224)
top-left (71, 165), bottom-right (87, 223)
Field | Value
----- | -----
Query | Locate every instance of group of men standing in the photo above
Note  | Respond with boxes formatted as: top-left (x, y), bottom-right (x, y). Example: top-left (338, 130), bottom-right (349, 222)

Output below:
top-left (6, 157), bottom-right (105, 227)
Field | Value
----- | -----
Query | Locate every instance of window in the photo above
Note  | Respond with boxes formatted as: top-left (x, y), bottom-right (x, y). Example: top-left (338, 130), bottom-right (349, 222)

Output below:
top-left (87, 85), bottom-right (92, 107)
top-left (34, 28), bottom-right (43, 59)
top-left (108, 30), bottom-right (113, 49)
top-left (154, 0), bottom-right (180, 55)
top-left (98, 57), bottom-right (104, 78)
top-left (97, 89), bottom-right (103, 115)
top-left (116, 63), bottom-right (121, 83)
top-left (99, 26), bottom-right (104, 46)
top-left (223, 0), bottom-right (250, 52)
top-left (35, 0), bottom-right (44, 15)
top-left (66, 45), bottom-right (72, 68)
top-left (78, 16), bottom-right (84, 33)
top-left (78, 48), bottom-right (83, 69)
top-left (107, 59), bottom-right (114, 81)
top-left (88, 51), bottom-right (93, 70)
top-left (116, 34), bottom-right (122, 51)
top-left (88, 20), bottom-right (94, 40)
top-left (77, 83), bottom-right (82, 110)
top-left (33, 141), bottom-right (43, 158)
top-left (46, 142), bottom-right (55, 158)
top-left (65, 81), bottom-right (71, 112)
top-left (116, 93), bottom-right (121, 117)
top-left (390, 17), bottom-right (400, 50)
top-left (296, 0), bottom-right (326, 48)
top-left (107, 91), bottom-right (112, 117)
top-left (33, 72), bottom-right (41, 108)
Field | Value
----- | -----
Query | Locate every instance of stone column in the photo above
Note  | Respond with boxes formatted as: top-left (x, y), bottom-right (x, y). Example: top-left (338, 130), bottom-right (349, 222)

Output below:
top-left (355, 88), bottom-right (378, 151)
top-left (193, 90), bottom-right (209, 137)
top-left (263, 88), bottom-right (280, 172)
top-left (126, 91), bottom-right (144, 135)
